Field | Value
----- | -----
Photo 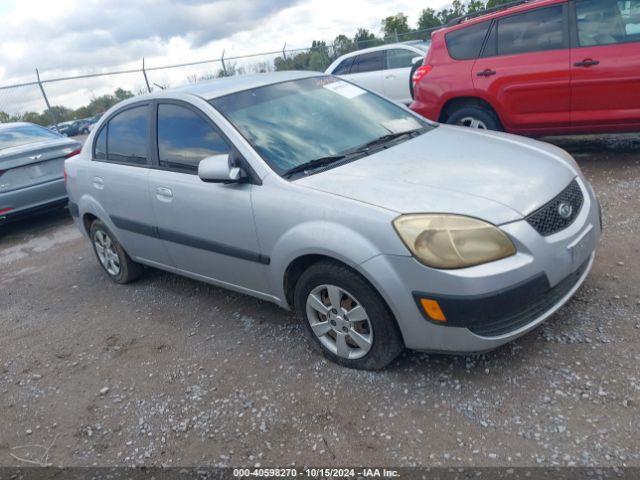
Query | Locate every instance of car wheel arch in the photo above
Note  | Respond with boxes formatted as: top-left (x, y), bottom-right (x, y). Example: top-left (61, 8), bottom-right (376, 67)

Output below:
top-left (439, 96), bottom-right (503, 128)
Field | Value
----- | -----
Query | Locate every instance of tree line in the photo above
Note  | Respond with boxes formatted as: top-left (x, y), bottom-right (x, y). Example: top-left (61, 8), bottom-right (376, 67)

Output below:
top-left (1, 0), bottom-right (513, 127)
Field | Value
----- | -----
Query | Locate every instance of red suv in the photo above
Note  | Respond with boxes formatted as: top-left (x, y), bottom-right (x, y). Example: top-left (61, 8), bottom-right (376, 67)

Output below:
top-left (410, 0), bottom-right (640, 136)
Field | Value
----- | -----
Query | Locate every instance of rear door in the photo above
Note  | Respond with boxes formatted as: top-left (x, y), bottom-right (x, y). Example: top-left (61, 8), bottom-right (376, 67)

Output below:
top-left (472, 3), bottom-right (572, 132)
top-left (570, 0), bottom-right (640, 128)
top-left (384, 48), bottom-right (419, 104)
top-left (343, 51), bottom-right (385, 95)
top-left (148, 101), bottom-right (270, 294)
top-left (89, 104), bottom-right (171, 265)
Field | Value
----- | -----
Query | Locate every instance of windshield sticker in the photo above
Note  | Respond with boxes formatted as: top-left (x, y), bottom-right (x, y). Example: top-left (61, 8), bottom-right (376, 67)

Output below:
top-left (381, 117), bottom-right (422, 134)
top-left (323, 80), bottom-right (366, 99)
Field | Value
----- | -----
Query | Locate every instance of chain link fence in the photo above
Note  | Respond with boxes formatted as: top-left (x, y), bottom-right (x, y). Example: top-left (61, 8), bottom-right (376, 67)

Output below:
top-left (0, 28), bottom-right (434, 130)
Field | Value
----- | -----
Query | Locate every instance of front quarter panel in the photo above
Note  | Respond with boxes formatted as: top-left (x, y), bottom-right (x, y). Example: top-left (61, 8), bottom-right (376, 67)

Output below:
top-left (252, 176), bottom-right (409, 307)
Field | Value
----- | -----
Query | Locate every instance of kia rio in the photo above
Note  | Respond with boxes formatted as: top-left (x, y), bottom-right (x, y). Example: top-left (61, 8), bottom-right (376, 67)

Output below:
top-left (65, 71), bottom-right (601, 370)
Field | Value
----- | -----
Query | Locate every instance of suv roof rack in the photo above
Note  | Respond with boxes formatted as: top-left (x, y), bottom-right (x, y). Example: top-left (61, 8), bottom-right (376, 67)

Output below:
top-left (446, 0), bottom-right (533, 26)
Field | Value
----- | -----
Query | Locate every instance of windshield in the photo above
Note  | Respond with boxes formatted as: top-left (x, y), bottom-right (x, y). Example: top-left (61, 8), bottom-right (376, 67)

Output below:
top-left (210, 76), bottom-right (433, 175)
top-left (0, 124), bottom-right (62, 151)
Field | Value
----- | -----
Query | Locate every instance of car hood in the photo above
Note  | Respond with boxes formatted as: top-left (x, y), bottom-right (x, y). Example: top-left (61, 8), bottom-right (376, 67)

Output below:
top-left (297, 125), bottom-right (578, 225)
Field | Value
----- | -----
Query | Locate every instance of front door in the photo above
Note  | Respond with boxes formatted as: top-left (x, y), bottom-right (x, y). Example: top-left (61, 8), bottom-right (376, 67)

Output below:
top-left (472, 3), bottom-right (571, 133)
top-left (148, 102), bottom-right (270, 295)
top-left (570, 0), bottom-right (640, 129)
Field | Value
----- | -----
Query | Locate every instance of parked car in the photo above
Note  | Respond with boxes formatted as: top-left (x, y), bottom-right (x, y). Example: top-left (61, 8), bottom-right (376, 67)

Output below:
top-left (0, 122), bottom-right (81, 223)
top-left (325, 41), bottom-right (430, 105)
top-left (74, 119), bottom-right (92, 134)
top-left (65, 71), bottom-right (601, 369)
top-left (86, 113), bottom-right (104, 132)
top-left (411, 0), bottom-right (640, 135)
top-left (54, 120), bottom-right (75, 136)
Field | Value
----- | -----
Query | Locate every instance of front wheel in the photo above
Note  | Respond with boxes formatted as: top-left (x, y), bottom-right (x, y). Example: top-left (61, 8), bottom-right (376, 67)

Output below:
top-left (90, 220), bottom-right (142, 284)
top-left (446, 106), bottom-right (502, 131)
top-left (294, 261), bottom-right (403, 370)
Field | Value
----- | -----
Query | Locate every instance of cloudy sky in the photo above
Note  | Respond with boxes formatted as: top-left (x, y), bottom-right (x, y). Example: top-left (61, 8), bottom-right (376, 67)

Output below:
top-left (0, 0), bottom-right (450, 113)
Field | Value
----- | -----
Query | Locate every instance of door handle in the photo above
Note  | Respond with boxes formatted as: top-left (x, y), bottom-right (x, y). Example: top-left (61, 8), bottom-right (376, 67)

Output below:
top-left (92, 176), bottom-right (104, 190)
top-left (574, 59), bottom-right (599, 67)
top-left (385, 74), bottom-right (396, 79)
top-left (477, 69), bottom-right (496, 77)
top-left (155, 186), bottom-right (173, 201)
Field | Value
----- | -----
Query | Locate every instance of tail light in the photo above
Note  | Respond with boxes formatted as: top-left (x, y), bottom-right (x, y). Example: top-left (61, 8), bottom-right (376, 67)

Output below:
top-left (0, 207), bottom-right (13, 215)
top-left (65, 147), bottom-right (82, 159)
top-left (412, 65), bottom-right (433, 85)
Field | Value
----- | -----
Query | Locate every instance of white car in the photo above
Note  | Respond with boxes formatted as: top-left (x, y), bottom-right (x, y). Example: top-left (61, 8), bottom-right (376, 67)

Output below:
top-left (325, 41), bottom-right (429, 105)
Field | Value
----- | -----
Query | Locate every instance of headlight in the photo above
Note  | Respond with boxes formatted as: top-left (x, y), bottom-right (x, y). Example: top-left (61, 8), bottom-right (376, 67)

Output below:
top-left (393, 214), bottom-right (516, 269)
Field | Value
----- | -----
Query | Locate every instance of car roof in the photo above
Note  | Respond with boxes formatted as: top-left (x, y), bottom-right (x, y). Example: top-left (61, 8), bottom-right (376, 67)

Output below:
top-left (147, 71), bottom-right (323, 101)
top-left (443, 0), bottom-right (562, 32)
top-left (335, 42), bottom-right (425, 60)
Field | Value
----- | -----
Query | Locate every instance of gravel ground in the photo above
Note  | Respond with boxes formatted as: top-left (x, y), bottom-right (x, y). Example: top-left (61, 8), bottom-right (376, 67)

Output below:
top-left (0, 134), bottom-right (638, 468)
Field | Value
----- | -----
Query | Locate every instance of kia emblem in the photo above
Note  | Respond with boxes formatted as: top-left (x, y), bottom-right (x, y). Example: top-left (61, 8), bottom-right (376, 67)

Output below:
top-left (558, 202), bottom-right (573, 219)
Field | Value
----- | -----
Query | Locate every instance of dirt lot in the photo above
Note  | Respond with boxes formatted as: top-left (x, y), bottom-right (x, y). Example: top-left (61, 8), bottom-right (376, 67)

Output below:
top-left (1, 134), bottom-right (639, 468)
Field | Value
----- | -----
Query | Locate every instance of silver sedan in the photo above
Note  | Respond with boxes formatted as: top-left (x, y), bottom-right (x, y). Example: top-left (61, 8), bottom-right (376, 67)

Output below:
top-left (1, 122), bottom-right (81, 224)
top-left (65, 72), bottom-right (601, 369)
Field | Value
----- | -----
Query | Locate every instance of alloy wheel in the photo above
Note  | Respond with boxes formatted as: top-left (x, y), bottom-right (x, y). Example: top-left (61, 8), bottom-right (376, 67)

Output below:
top-left (305, 284), bottom-right (373, 359)
top-left (458, 116), bottom-right (488, 129)
top-left (94, 229), bottom-right (120, 276)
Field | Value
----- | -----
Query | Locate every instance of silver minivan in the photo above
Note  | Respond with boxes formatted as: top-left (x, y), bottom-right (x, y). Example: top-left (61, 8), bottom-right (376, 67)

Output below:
top-left (65, 71), bottom-right (601, 369)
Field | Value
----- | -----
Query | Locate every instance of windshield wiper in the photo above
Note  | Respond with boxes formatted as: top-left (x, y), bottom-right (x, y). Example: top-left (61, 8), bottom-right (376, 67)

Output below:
top-left (282, 154), bottom-right (347, 178)
top-left (352, 129), bottom-right (423, 152)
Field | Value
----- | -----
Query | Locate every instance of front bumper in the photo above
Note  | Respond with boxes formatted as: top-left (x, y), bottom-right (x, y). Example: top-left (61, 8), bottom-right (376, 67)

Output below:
top-left (358, 177), bottom-right (601, 353)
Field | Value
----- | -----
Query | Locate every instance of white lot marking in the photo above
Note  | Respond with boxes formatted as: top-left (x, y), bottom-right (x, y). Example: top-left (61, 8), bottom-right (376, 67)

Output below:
top-left (0, 224), bottom-right (81, 266)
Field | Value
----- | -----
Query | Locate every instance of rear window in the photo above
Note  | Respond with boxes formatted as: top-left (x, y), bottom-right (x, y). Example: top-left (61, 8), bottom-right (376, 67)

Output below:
top-left (0, 124), bottom-right (61, 150)
top-left (445, 21), bottom-right (491, 60)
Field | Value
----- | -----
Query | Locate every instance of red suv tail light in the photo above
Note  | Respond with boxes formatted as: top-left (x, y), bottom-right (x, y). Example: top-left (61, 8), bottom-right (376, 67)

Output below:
top-left (412, 65), bottom-right (433, 85)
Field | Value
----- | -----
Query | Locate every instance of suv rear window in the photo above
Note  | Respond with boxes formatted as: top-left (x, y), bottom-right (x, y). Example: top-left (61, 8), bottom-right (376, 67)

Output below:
top-left (497, 5), bottom-right (566, 55)
top-left (445, 21), bottom-right (491, 60)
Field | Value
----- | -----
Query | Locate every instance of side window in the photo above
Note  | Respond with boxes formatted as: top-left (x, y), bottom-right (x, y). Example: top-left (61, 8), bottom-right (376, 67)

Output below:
top-left (576, 0), bottom-right (640, 46)
top-left (497, 6), bottom-right (566, 56)
top-left (481, 22), bottom-right (498, 57)
top-left (157, 104), bottom-right (231, 174)
top-left (332, 57), bottom-right (354, 75)
top-left (445, 21), bottom-right (491, 60)
top-left (94, 125), bottom-right (106, 160)
top-left (107, 105), bottom-right (149, 165)
top-left (386, 49), bottom-right (417, 69)
top-left (351, 51), bottom-right (384, 73)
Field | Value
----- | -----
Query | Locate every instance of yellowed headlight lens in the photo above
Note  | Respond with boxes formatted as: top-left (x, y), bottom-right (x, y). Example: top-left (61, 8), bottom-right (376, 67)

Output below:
top-left (393, 214), bottom-right (516, 269)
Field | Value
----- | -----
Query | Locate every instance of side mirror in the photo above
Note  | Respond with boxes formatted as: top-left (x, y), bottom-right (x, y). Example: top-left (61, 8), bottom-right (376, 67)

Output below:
top-left (198, 154), bottom-right (246, 183)
top-left (412, 56), bottom-right (423, 65)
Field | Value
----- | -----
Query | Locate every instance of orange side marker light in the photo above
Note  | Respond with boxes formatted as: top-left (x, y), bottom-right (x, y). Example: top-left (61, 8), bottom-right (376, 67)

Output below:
top-left (420, 298), bottom-right (446, 322)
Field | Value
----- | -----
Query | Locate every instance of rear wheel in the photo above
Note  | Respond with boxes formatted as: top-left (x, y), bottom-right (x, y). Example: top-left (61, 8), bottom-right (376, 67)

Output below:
top-left (446, 106), bottom-right (502, 131)
top-left (89, 220), bottom-right (142, 284)
top-left (294, 261), bottom-right (403, 370)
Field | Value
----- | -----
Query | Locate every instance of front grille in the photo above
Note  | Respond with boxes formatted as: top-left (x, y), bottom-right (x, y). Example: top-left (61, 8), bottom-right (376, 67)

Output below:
top-left (526, 180), bottom-right (583, 236)
top-left (469, 258), bottom-right (589, 337)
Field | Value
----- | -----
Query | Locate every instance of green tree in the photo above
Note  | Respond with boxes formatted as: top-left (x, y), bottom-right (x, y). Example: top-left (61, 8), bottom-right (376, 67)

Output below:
top-left (486, 0), bottom-right (513, 7)
top-left (467, 0), bottom-right (486, 13)
top-left (381, 12), bottom-right (410, 39)
top-left (353, 28), bottom-right (378, 49)
top-left (332, 34), bottom-right (355, 58)
top-left (417, 8), bottom-right (442, 30)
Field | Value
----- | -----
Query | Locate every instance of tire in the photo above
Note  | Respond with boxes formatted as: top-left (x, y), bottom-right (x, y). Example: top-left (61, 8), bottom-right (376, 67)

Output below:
top-left (293, 260), bottom-right (403, 370)
top-left (89, 220), bottom-right (142, 284)
top-left (446, 106), bottom-right (502, 131)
